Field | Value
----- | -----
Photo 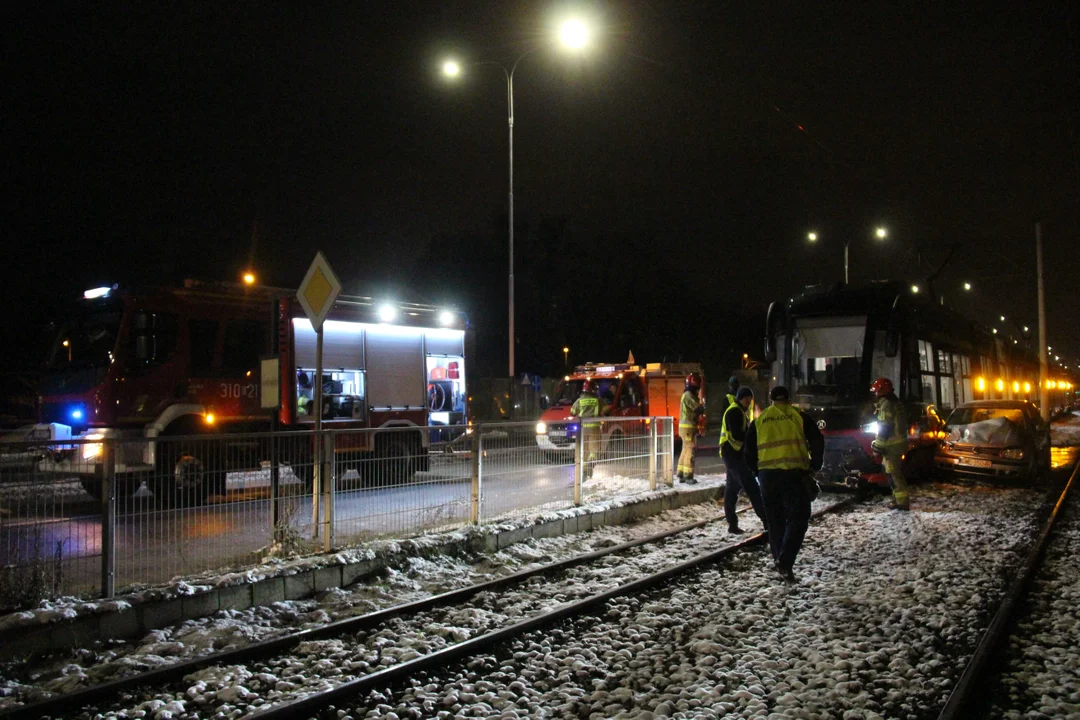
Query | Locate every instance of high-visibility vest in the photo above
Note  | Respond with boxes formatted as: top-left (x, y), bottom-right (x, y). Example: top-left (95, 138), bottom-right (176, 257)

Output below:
top-left (720, 399), bottom-right (749, 451)
top-left (572, 394), bottom-right (604, 427)
top-left (754, 403), bottom-right (810, 471)
top-left (679, 390), bottom-right (701, 432)
top-left (874, 396), bottom-right (907, 451)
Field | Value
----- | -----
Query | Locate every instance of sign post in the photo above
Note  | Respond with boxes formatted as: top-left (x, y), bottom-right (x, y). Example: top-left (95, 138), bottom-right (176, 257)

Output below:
top-left (296, 252), bottom-right (342, 537)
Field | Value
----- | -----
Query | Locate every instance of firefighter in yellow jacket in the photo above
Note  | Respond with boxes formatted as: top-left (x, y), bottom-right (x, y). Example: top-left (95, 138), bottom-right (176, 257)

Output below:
top-left (677, 373), bottom-right (705, 484)
top-left (870, 377), bottom-right (910, 510)
top-left (570, 380), bottom-right (608, 480)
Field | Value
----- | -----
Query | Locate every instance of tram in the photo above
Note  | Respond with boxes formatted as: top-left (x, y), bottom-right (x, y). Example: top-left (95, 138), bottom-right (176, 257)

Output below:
top-left (764, 281), bottom-right (1064, 487)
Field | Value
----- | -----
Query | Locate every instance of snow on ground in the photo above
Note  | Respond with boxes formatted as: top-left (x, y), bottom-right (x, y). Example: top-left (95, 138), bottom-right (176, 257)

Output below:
top-left (328, 483), bottom-right (1043, 720)
top-left (1051, 410), bottom-right (1080, 447)
top-left (989, 487), bottom-right (1080, 718)
top-left (0, 496), bottom-right (743, 711)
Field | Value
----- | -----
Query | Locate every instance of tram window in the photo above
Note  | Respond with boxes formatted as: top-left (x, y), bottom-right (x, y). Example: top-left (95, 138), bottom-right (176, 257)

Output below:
top-left (918, 341), bottom-right (932, 372)
top-left (940, 378), bottom-right (954, 409)
top-left (936, 350), bottom-right (953, 375)
top-left (921, 374), bottom-right (937, 405)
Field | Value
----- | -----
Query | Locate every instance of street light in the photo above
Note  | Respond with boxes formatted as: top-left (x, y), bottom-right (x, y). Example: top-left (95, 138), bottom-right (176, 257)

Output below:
top-left (963, 282), bottom-right (972, 291)
top-left (806, 225), bottom-right (887, 284)
top-left (442, 17), bottom-right (593, 379)
top-left (562, 346), bottom-right (569, 368)
top-left (242, 272), bottom-right (256, 286)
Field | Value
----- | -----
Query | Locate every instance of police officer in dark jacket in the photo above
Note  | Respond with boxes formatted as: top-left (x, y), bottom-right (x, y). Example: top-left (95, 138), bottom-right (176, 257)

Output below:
top-left (744, 386), bottom-right (824, 582)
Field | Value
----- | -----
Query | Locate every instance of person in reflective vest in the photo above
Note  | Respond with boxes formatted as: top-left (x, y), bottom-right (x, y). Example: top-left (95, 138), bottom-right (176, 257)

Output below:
top-left (571, 380), bottom-right (608, 480)
top-left (677, 373), bottom-right (705, 484)
top-left (720, 387), bottom-right (767, 533)
top-left (725, 375), bottom-right (740, 408)
top-left (745, 385), bottom-right (824, 582)
top-left (870, 377), bottom-right (910, 510)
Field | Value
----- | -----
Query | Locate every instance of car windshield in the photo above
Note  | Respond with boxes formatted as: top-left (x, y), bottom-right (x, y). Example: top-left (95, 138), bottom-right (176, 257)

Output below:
top-left (47, 304), bottom-right (123, 370)
top-left (553, 378), bottom-right (619, 406)
top-left (945, 407), bottom-right (1026, 446)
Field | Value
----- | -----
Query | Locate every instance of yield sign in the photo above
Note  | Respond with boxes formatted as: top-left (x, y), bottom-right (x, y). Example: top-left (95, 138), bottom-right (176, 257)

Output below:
top-left (297, 251), bottom-right (342, 331)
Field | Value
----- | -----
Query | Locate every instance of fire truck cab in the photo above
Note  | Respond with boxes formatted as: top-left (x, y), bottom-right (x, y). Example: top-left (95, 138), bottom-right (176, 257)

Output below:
top-left (30, 282), bottom-right (468, 501)
top-left (534, 362), bottom-right (705, 456)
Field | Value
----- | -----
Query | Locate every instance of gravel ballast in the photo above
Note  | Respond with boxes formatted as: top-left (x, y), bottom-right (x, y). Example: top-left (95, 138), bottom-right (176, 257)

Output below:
top-left (333, 483), bottom-right (1044, 720)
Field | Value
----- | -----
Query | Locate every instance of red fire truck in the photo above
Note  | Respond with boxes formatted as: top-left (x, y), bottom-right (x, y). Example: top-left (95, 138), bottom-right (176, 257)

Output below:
top-left (534, 361), bottom-right (705, 457)
top-left (30, 281), bottom-right (469, 501)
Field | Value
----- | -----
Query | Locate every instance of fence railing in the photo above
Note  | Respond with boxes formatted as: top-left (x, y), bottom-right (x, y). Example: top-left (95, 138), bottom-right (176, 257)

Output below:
top-left (0, 417), bottom-right (674, 607)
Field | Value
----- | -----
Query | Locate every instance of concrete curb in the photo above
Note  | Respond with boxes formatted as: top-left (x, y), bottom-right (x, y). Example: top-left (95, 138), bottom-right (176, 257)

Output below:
top-left (0, 485), bottom-right (721, 661)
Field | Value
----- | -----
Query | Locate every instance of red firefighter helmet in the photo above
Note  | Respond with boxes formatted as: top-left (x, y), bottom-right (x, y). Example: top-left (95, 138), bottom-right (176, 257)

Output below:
top-left (685, 372), bottom-right (702, 391)
top-left (582, 379), bottom-right (595, 393)
top-left (870, 377), bottom-right (894, 397)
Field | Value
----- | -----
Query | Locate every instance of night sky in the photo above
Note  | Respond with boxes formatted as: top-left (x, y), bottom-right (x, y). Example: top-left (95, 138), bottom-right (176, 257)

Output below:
top-left (7, 1), bottom-right (1079, 378)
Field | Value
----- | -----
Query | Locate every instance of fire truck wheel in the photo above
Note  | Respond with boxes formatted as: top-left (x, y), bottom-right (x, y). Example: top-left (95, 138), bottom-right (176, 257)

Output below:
top-left (370, 435), bottom-right (416, 487)
top-left (154, 447), bottom-right (227, 507)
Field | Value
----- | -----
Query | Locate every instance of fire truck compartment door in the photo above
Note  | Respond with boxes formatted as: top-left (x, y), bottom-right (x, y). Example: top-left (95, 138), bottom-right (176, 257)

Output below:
top-left (293, 319), bottom-right (365, 370)
top-left (366, 326), bottom-right (425, 409)
top-left (424, 328), bottom-right (465, 356)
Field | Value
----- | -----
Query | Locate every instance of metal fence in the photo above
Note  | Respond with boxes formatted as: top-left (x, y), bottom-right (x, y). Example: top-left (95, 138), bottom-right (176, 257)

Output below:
top-left (0, 417), bottom-right (673, 607)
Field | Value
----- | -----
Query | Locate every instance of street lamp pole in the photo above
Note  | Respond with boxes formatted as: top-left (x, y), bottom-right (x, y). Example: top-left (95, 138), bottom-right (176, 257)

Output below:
top-left (442, 19), bottom-right (592, 380)
top-left (843, 240), bottom-right (850, 285)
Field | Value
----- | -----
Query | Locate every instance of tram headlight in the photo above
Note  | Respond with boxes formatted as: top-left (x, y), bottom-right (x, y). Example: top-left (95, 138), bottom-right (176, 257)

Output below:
top-left (862, 422), bottom-right (880, 435)
top-left (536, 422), bottom-right (547, 435)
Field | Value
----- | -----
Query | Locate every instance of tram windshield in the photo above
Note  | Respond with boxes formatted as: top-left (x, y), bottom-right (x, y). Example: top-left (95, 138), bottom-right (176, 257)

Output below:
top-left (791, 321), bottom-right (867, 409)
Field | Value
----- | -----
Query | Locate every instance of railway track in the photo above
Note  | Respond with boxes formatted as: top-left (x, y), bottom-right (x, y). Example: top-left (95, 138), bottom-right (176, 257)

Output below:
top-left (937, 459), bottom-right (1080, 718)
top-left (0, 494), bottom-right (860, 719)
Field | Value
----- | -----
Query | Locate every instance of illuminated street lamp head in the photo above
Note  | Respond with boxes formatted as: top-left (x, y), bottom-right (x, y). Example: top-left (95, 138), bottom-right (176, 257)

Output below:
top-left (875, 227), bottom-right (888, 240)
top-left (558, 18), bottom-right (591, 50)
top-left (1000, 315), bottom-right (1006, 322)
top-left (441, 59), bottom-right (461, 78)
top-left (963, 282), bottom-right (972, 291)
top-left (242, 272), bottom-right (256, 286)
top-left (911, 284), bottom-right (919, 293)
top-left (992, 328), bottom-right (998, 334)
top-left (807, 231), bottom-right (818, 242)
top-left (562, 346), bottom-right (569, 353)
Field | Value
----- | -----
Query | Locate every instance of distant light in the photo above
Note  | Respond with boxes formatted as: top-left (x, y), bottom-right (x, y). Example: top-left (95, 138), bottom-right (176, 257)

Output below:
top-left (562, 347), bottom-right (569, 353)
top-left (70, 408), bottom-right (83, 420)
top-left (1000, 315), bottom-right (1006, 322)
top-left (558, 18), bottom-right (591, 50)
top-left (743, 353), bottom-right (749, 359)
top-left (439, 310), bottom-right (455, 327)
top-left (910, 285), bottom-right (919, 294)
top-left (992, 328), bottom-right (998, 334)
top-left (807, 231), bottom-right (818, 242)
top-left (1024, 382), bottom-right (1031, 393)
top-left (378, 304), bottom-right (397, 323)
top-left (442, 59), bottom-right (461, 78)
top-left (83, 286), bottom-right (112, 299)
top-left (996, 378), bottom-right (1005, 392)
top-left (1013, 339), bottom-right (1018, 344)
top-left (1023, 326), bottom-right (1029, 332)
top-left (242, 272), bottom-right (256, 286)
top-left (1055, 355), bottom-right (1060, 361)
top-left (1013, 381), bottom-right (1020, 393)
top-left (976, 377), bottom-right (986, 392)
top-left (204, 413), bottom-right (216, 425)
top-left (875, 227), bottom-right (888, 239)
top-left (963, 282), bottom-right (972, 291)
top-left (62, 339), bottom-right (70, 347)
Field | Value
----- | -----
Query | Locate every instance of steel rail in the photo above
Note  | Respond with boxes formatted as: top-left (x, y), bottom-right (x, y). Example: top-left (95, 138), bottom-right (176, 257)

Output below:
top-left (937, 462), bottom-right (1080, 720)
top-left (0, 499), bottom-right (769, 720)
top-left (249, 495), bottom-right (862, 720)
